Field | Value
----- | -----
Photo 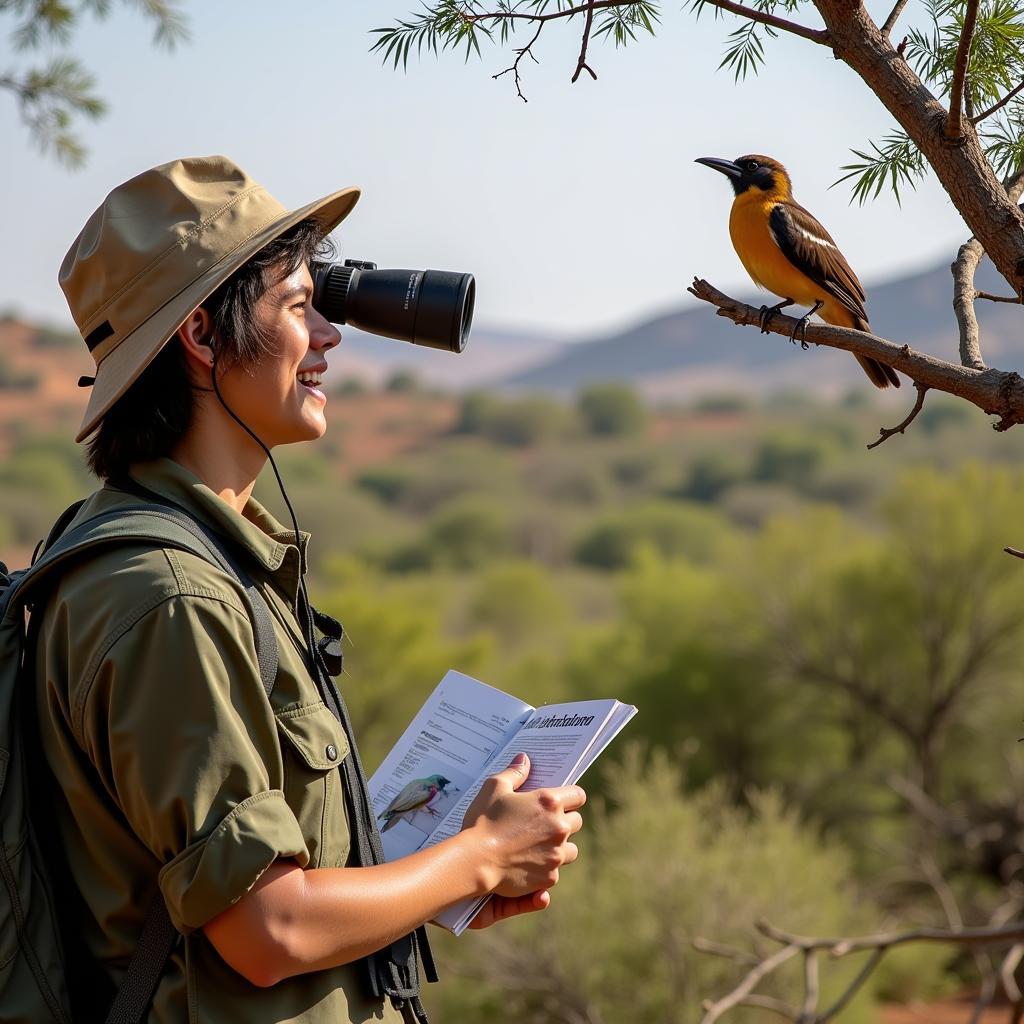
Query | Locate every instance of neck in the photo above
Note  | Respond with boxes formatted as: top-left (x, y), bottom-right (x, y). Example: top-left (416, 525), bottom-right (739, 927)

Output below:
top-left (170, 398), bottom-right (268, 513)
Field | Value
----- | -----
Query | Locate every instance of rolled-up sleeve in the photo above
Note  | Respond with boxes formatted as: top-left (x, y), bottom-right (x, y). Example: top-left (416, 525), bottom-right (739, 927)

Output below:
top-left (76, 590), bottom-right (309, 934)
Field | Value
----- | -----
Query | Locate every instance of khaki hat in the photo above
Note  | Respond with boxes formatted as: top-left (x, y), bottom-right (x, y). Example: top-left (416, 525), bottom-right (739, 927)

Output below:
top-left (60, 155), bottom-right (360, 442)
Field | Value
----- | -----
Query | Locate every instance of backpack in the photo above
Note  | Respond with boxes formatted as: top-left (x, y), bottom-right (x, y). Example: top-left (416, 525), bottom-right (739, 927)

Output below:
top-left (0, 499), bottom-right (280, 1024)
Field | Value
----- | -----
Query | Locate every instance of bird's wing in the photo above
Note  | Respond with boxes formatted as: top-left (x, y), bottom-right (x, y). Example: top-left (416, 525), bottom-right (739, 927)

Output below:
top-left (769, 202), bottom-right (867, 322)
top-left (381, 780), bottom-right (432, 817)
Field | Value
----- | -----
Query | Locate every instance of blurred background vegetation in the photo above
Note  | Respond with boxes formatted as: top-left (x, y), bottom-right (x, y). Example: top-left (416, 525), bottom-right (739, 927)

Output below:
top-left (7, 377), bottom-right (1024, 1020)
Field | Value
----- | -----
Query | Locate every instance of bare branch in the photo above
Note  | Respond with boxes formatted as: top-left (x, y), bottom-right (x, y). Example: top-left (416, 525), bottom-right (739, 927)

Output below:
top-left (799, 951), bottom-right (819, 1023)
top-left (947, 0), bottom-right (980, 139)
top-left (493, 21), bottom-right (544, 101)
top-left (952, 239), bottom-right (988, 369)
top-left (692, 937), bottom-right (760, 965)
top-left (697, 915), bottom-right (1024, 1024)
top-left (880, 0), bottom-right (911, 39)
top-left (977, 290), bottom-right (1024, 304)
top-left (1002, 944), bottom-right (1024, 1004)
top-left (867, 382), bottom-right (930, 449)
top-left (571, 0), bottom-right (598, 83)
top-left (697, 0), bottom-right (829, 44)
top-left (688, 278), bottom-right (1024, 432)
top-left (699, 943), bottom-right (801, 1024)
top-left (972, 79), bottom-right (1024, 125)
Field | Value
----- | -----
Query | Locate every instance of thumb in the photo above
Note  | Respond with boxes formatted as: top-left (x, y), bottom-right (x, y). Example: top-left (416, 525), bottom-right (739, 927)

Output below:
top-left (493, 752), bottom-right (530, 792)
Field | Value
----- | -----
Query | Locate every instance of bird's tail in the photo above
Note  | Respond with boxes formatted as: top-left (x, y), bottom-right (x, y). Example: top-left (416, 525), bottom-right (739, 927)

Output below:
top-left (852, 316), bottom-right (900, 389)
top-left (381, 813), bottom-right (399, 832)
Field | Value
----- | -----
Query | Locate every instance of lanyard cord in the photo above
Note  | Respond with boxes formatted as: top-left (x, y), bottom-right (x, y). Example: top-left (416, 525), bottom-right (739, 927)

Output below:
top-left (209, 354), bottom-right (434, 1020)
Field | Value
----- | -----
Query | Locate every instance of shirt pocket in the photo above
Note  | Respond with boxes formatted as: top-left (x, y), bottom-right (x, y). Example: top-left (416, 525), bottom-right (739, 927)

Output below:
top-left (275, 701), bottom-right (351, 868)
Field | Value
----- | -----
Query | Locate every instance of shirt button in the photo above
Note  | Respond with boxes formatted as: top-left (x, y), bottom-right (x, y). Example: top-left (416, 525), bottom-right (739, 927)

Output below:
top-left (326, 743), bottom-right (338, 761)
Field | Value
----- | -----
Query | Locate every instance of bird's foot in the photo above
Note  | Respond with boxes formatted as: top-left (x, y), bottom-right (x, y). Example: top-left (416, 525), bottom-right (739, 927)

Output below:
top-left (758, 298), bottom-right (794, 334)
top-left (789, 300), bottom-right (824, 350)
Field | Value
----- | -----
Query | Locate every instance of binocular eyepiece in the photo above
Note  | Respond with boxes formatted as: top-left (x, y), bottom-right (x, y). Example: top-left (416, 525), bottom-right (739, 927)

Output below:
top-left (311, 260), bottom-right (475, 354)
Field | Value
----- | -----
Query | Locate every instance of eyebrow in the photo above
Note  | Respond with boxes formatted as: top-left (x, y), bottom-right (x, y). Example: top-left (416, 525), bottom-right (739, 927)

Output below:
top-left (278, 284), bottom-right (312, 303)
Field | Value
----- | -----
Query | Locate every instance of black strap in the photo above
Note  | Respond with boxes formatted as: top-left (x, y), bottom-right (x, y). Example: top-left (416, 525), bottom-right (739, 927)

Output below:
top-left (298, 586), bottom-right (437, 1019)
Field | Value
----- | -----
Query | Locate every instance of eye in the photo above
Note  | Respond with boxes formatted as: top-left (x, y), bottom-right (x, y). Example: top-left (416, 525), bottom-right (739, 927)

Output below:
top-left (746, 160), bottom-right (760, 171)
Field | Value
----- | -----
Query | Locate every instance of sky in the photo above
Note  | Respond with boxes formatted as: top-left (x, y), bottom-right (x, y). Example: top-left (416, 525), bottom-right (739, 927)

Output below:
top-left (0, 0), bottom-right (971, 341)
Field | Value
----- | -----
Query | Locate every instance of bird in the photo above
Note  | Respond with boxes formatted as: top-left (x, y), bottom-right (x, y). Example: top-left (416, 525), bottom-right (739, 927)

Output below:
top-left (377, 774), bottom-right (454, 832)
top-left (695, 153), bottom-right (899, 389)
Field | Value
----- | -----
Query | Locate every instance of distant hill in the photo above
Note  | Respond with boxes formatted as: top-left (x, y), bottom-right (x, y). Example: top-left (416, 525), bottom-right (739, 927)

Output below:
top-left (3, 257), bottom-right (1023, 429)
top-left (496, 259), bottom-right (1024, 398)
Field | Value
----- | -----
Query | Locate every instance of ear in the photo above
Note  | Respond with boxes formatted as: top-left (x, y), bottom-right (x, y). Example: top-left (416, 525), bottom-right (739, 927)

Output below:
top-left (176, 307), bottom-right (216, 374)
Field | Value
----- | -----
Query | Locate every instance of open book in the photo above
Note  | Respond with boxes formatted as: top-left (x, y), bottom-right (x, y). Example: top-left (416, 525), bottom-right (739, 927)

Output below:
top-left (367, 670), bottom-right (637, 934)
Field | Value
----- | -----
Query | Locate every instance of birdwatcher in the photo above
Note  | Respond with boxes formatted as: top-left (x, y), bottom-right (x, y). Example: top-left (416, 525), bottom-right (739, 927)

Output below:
top-left (28, 155), bottom-right (586, 1023)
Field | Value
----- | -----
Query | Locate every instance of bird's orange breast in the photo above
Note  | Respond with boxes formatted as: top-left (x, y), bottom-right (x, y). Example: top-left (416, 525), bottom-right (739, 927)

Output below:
top-left (729, 195), bottom-right (826, 308)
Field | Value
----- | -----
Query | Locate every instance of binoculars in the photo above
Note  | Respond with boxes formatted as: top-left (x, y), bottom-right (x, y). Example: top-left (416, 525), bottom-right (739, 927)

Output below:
top-left (311, 260), bottom-right (475, 354)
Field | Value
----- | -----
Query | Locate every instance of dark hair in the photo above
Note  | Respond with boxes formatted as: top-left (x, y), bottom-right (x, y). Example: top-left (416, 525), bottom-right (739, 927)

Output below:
top-left (86, 218), bottom-right (334, 481)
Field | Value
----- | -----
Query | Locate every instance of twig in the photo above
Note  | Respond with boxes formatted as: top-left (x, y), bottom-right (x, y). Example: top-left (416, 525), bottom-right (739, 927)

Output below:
top-left (493, 21), bottom-right (544, 101)
top-left (972, 79), bottom-right (1024, 125)
top-left (699, 943), bottom-right (801, 1023)
top-left (798, 951), bottom-right (819, 1023)
top-left (1005, 547), bottom-right (1024, 559)
top-left (817, 948), bottom-right (887, 1022)
top-left (880, 0), bottom-right (911, 38)
top-left (692, 937), bottom-right (760, 965)
top-left (947, 0), bottom-right (980, 138)
top-left (976, 290), bottom-right (1023, 304)
top-left (866, 382), bottom-right (929, 449)
top-left (571, 0), bottom-right (597, 83)
top-left (687, 277), bottom-right (1024, 432)
top-left (1001, 944), bottom-right (1024, 1003)
top-left (696, 0), bottom-right (829, 43)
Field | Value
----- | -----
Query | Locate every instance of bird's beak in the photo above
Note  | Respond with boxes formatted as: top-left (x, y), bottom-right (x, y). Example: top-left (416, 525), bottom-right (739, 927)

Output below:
top-left (695, 157), bottom-right (743, 180)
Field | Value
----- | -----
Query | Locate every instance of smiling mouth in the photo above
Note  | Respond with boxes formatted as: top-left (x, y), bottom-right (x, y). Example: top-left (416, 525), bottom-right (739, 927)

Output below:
top-left (297, 371), bottom-right (323, 390)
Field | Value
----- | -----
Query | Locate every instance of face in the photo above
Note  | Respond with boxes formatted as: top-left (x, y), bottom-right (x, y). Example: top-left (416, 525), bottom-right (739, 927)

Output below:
top-left (216, 261), bottom-right (341, 449)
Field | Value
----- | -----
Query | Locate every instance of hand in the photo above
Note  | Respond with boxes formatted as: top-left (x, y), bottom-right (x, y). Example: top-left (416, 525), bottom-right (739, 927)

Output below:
top-left (461, 752), bottom-right (586, 899)
top-left (468, 889), bottom-right (551, 929)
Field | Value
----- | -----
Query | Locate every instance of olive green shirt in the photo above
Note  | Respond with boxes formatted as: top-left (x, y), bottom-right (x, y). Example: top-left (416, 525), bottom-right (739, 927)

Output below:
top-left (35, 458), bottom-right (404, 1023)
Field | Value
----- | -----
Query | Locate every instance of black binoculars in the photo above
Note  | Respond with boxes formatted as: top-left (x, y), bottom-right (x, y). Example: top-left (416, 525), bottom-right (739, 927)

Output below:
top-left (310, 260), bottom-right (475, 354)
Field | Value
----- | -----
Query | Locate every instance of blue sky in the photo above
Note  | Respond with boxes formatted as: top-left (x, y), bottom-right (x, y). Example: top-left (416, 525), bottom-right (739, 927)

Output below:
top-left (1, 0), bottom-right (969, 339)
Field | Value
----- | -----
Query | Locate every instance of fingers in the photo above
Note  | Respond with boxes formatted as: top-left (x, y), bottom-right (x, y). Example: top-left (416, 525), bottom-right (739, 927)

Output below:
top-left (549, 784), bottom-right (587, 810)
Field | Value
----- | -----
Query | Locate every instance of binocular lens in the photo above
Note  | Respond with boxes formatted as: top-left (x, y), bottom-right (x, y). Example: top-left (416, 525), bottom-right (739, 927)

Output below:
top-left (311, 261), bottom-right (475, 353)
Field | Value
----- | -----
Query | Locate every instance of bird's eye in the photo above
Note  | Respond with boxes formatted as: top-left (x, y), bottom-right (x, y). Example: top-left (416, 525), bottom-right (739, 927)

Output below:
top-left (746, 160), bottom-right (760, 171)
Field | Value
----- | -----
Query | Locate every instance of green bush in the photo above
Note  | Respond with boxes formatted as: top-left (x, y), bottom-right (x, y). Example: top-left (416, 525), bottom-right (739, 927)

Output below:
top-left (575, 501), bottom-right (732, 570)
top-left (577, 382), bottom-right (648, 437)
top-left (430, 748), bottom-right (882, 1024)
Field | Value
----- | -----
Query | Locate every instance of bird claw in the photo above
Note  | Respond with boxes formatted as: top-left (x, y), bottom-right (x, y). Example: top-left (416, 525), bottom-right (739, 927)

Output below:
top-left (788, 301), bottom-right (823, 350)
top-left (758, 299), bottom-right (794, 335)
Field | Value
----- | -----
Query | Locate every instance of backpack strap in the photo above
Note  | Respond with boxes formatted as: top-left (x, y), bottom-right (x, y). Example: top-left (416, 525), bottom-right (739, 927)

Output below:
top-left (15, 501), bottom-right (282, 1024)
top-left (17, 504), bottom-right (279, 698)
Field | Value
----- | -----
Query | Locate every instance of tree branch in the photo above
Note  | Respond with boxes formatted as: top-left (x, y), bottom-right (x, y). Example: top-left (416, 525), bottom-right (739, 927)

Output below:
top-left (866, 382), bottom-right (929, 449)
top-left (571, 0), bottom-right (597, 83)
top-left (699, 943), bottom-right (801, 1024)
top-left (879, 0), bottom-right (911, 39)
top-left (946, 0), bottom-right (980, 139)
top-left (688, 278), bottom-right (1024, 432)
top-left (698, 0), bottom-right (829, 44)
top-left (952, 239), bottom-right (988, 370)
top-left (971, 79), bottom-right (1024, 125)
top-left (696, 916), bottom-right (1024, 1024)
top-left (493, 20), bottom-right (544, 101)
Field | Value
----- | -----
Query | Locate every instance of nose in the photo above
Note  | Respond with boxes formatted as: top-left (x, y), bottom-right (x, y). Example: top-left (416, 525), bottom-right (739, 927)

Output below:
top-left (308, 305), bottom-right (341, 351)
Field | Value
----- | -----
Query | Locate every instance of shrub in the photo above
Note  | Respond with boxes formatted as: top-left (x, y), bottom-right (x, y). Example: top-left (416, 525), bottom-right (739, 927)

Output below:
top-left (577, 382), bottom-right (648, 437)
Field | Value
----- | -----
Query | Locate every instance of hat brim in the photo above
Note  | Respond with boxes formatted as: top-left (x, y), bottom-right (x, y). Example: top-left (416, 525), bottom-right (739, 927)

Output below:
top-left (75, 185), bottom-right (361, 443)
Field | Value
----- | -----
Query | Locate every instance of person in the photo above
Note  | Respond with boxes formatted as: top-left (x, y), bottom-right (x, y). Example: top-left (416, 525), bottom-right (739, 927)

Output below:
top-left (34, 155), bottom-right (586, 1022)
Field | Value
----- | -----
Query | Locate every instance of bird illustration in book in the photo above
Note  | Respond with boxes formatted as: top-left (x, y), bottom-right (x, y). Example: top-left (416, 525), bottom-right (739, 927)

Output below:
top-left (378, 774), bottom-right (454, 832)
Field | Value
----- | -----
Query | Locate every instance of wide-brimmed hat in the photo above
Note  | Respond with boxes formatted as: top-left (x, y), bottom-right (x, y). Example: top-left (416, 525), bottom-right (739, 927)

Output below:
top-left (60, 155), bottom-right (360, 442)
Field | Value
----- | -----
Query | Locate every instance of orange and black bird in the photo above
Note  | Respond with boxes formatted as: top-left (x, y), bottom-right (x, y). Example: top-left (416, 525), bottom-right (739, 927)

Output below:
top-left (695, 153), bottom-right (899, 389)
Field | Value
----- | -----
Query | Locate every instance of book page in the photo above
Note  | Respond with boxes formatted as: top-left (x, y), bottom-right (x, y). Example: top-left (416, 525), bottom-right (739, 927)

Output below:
top-left (431, 698), bottom-right (637, 933)
top-left (367, 670), bottom-right (533, 862)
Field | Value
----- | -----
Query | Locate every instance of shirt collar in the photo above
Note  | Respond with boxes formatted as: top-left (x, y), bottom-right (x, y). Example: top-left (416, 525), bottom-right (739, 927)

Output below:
top-left (124, 458), bottom-right (310, 593)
